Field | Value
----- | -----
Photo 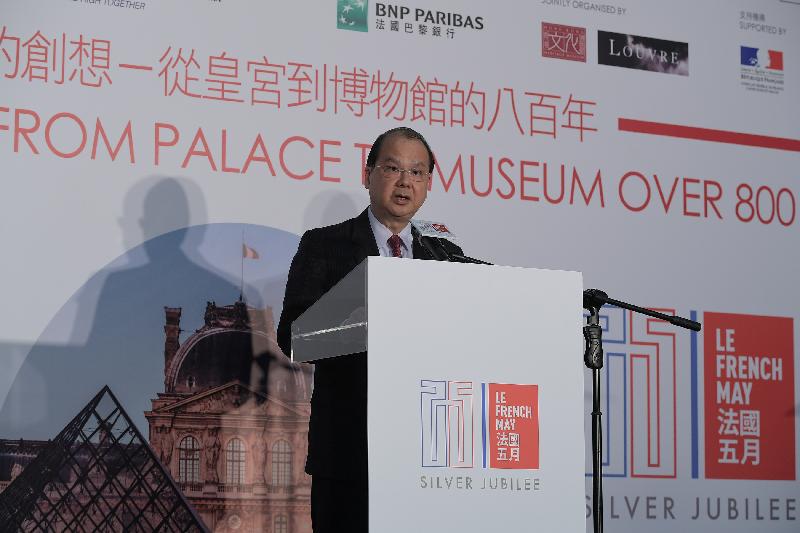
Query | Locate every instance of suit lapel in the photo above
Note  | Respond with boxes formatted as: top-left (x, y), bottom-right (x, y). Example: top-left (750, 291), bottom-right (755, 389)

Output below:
top-left (351, 208), bottom-right (380, 258)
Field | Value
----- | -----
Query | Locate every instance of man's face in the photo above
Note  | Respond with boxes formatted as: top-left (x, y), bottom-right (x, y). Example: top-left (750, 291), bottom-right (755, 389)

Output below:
top-left (365, 134), bottom-right (430, 231)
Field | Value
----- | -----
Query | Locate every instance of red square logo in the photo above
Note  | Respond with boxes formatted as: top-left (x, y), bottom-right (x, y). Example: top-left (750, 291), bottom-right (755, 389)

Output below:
top-left (541, 22), bottom-right (587, 62)
top-left (487, 383), bottom-right (539, 469)
top-left (703, 312), bottom-right (795, 480)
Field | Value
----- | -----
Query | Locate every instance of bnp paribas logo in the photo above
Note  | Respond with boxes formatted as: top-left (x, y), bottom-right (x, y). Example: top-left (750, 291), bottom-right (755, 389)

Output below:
top-left (337, 0), bottom-right (368, 32)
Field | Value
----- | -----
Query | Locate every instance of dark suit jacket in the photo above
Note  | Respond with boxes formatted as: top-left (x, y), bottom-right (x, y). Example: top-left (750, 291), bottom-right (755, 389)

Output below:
top-left (277, 208), bottom-right (462, 480)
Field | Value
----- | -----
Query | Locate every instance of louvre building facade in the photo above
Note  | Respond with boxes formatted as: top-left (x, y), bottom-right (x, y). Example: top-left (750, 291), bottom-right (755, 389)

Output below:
top-left (146, 301), bottom-right (313, 533)
top-left (0, 300), bottom-right (313, 533)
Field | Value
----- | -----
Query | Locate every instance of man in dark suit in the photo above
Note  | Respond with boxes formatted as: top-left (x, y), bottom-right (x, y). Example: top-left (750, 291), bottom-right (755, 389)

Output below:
top-left (277, 127), bottom-right (462, 533)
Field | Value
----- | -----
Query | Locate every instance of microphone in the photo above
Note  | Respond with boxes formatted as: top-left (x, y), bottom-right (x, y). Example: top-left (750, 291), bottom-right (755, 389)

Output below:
top-left (410, 219), bottom-right (453, 261)
top-left (410, 220), bottom-right (493, 265)
top-left (582, 288), bottom-right (702, 331)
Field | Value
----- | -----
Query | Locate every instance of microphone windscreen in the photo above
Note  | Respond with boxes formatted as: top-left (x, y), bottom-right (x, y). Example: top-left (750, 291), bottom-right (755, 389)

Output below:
top-left (410, 219), bottom-right (458, 241)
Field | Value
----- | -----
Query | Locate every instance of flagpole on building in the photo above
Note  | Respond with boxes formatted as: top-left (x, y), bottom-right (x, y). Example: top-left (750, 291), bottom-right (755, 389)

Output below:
top-left (240, 230), bottom-right (244, 302)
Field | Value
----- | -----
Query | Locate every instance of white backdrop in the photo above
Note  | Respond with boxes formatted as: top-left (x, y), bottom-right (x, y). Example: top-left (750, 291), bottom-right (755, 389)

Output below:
top-left (1, 1), bottom-right (798, 531)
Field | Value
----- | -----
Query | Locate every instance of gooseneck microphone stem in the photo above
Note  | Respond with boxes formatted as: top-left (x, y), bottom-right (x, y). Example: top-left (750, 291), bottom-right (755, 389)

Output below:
top-left (448, 253), bottom-right (493, 265)
top-left (414, 231), bottom-right (493, 265)
top-left (426, 236), bottom-right (493, 265)
top-left (582, 288), bottom-right (701, 533)
top-left (417, 235), bottom-right (449, 261)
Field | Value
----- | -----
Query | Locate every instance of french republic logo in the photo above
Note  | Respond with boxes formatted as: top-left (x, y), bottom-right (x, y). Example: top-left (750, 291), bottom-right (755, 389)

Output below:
top-left (337, 0), bottom-right (368, 32)
top-left (703, 312), bottom-right (795, 480)
top-left (740, 46), bottom-right (784, 71)
top-left (541, 22), bottom-right (586, 62)
top-left (420, 380), bottom-right (539, 469)
top-left (598, 30), bottom-right (688, 76)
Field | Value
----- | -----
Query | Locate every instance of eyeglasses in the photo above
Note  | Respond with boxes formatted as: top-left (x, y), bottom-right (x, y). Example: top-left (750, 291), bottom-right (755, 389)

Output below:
top-left (372, 164), bottom-right (431, 182)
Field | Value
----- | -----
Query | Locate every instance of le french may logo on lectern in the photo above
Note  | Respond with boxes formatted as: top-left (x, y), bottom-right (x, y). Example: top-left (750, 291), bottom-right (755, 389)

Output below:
top-left (420, 380), bottom-right (539, 469)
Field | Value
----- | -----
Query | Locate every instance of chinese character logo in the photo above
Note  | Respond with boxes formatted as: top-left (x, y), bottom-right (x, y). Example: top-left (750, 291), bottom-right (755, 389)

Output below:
top-left (486, 383), bottom-right (539, 469)
top-left (740, 46), bottom-right (783, 71)
top-left (542, 22), bottom-right (586, 62)
top-left (420, 380), bottom-right (474, 467)
top-left (703, 312), bottom-right (795, 480)
top-left (337, 0), bottom-right (368, 32)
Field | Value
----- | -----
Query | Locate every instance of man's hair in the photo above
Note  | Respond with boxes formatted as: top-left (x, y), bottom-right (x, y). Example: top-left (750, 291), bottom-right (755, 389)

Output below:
top-left (366, 127), bottom-right (436, 173)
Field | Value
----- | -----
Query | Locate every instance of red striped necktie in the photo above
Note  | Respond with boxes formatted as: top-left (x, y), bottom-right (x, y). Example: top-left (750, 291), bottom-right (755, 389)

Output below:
top-left (388, 235), bottom-right (403, 257)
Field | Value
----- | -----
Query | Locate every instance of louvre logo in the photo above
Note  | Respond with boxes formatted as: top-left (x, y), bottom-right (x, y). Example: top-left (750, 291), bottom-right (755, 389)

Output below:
top-left (598, 31), bottom-right (688, 76)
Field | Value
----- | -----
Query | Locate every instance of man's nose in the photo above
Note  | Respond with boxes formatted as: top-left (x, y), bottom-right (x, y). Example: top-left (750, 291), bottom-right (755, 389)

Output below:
top-left (396, 170), bottom-right (412, 185)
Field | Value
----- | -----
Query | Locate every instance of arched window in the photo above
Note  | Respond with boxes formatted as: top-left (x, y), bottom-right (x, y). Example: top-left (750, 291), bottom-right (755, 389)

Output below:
top-left (271, 440), bottom-right (292, 486)
top-left (178, 436), bottom-right (200, 483)
top-left (277, 380), bottom-right (287, 394)
top-left (274, 514), bottom-right (288, 533)
top-left (226, 438), bottom-right (246, 484)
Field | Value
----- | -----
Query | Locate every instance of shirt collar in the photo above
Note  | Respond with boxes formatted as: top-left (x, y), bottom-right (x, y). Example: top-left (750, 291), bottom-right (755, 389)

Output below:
top-left (367, 207), bottom-right (413, 256)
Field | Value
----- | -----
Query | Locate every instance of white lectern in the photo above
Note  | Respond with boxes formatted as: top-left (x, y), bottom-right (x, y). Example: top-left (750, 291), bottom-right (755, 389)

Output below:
top-left (292, 257), bottom-right (585, 533)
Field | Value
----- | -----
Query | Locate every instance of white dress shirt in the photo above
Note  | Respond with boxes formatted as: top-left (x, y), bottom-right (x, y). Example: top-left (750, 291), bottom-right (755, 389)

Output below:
top-left (367, 207), bottom-right (413, 258)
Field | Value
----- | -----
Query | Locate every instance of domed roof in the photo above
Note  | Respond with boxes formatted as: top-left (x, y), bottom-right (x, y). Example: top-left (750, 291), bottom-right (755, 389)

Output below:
top-left (166, 301), bottom-right (310, 402)
top-left (174, 329), bottom-right (266, 392)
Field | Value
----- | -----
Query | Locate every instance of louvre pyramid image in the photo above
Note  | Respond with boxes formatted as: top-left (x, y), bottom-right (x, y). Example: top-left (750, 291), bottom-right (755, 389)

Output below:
top-left (0, 386), bottom-right (207, 532)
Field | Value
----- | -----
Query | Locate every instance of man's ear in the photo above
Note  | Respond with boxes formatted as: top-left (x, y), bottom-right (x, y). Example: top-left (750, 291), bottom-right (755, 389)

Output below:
top-left (363, 167), bottom-right (371, 188)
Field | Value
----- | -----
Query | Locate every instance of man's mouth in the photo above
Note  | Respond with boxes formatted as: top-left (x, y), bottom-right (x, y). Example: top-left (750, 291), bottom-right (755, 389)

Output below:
top-left (393, 192), bottom-right (411, 203)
